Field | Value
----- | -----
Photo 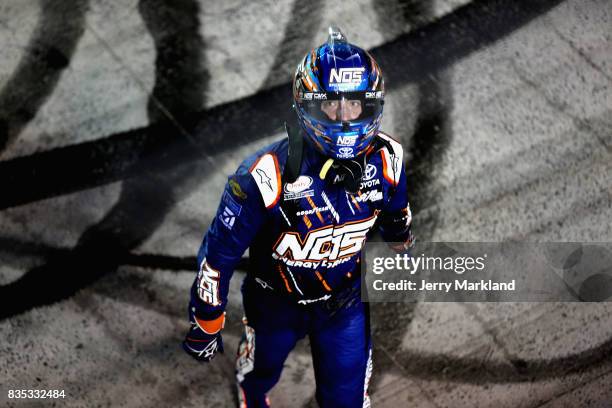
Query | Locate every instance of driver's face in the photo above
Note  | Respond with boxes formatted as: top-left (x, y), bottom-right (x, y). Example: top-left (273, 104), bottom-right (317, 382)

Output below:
top-left (320, 99), bottom-right (362, 121)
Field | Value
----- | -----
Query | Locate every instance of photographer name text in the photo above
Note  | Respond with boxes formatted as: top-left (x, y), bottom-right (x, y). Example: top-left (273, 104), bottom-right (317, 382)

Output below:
top-left (370, 254), bottom-right (515, 293)
top-left (372, 279), bottom-right (516, 292)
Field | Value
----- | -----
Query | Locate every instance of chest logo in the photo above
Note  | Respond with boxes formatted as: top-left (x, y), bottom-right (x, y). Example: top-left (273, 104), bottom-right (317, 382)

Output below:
top-left (285, 176), bottom-right (313, 193)
top-left (363, 164), bottom-right (377, 181)
top-left (355, 190), bottom-right (383, 203)
top-left (272, 216), bottom-right (377, 268)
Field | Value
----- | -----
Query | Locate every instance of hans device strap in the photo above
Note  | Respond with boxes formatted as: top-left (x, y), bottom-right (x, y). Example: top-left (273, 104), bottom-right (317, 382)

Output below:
top-left (283, 121), bottom-right (304, 185)
top-left (278, 121), bottom-right (304, 228)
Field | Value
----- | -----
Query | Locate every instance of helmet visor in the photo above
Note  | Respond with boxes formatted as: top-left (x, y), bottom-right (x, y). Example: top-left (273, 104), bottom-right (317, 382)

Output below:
top-left (298, 92), bottom-right (383, 125)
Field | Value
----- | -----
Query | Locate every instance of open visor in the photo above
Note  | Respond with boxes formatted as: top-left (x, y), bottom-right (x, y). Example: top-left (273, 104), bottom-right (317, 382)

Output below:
top-left (298, 91), bottom-right (383, 125)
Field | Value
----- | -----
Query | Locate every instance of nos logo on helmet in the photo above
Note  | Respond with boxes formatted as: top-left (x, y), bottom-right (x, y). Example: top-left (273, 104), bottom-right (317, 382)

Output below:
top-left (337, 135), bottom-right (358, 146)
top-left (329, 67), bottom-right (365, 84)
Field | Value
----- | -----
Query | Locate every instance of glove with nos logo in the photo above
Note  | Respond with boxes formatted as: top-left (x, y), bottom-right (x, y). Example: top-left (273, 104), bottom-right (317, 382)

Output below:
top-left (182, 309), bottom-right (226, 362)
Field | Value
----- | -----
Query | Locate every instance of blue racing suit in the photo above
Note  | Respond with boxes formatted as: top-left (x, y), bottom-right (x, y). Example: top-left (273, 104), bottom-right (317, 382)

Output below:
top-left (188, 131), bottom-right (413, 407)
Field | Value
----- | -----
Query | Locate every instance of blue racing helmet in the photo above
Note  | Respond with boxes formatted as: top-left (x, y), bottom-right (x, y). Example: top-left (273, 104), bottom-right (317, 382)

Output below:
top-left (293, 26), bottom-right (385, 160)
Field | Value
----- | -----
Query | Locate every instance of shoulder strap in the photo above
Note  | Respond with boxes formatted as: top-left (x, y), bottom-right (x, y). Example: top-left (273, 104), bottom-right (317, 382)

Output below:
top-left (275, 121), bottom-right (305, 228)
top-left (282, 121), bottom-right (304, 184)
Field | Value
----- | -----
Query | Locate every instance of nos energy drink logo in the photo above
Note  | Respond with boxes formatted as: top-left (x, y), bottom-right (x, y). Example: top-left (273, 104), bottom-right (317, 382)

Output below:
top-left (272, 216), bottom-right (377, 268)
top-left (329, 67), bottom-right (365, 84)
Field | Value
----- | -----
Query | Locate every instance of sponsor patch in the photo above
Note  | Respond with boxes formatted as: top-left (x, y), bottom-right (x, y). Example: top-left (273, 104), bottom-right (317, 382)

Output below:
top-left (229, 178), bottom-right (247, 200)
top-left (250, 153), bottom-right (281, 208)
top-left (365, 91), bottom-right (384, 99)
top-left (302, 92), bottom-right (328, 100)
top-left (356, 190), bottom-right (383, 203)
top-left (329, 67), bottom-right (365, 84)
top-left (296, 206), bottom-right (329, 216)
top-left (284, 189), bottom-right (314, 201)
top-left (256, 168), bottom-right (273, 191)
top-left (337, 135), bottom-right (358, 146)
top-left (219, 191), bottom-right (242, 229)
top-left (359, 178), bottom-right (380, 190)
top-left (272, 216), bottom-right (378, 269)
top-left (363, 164), bottom-right (377, 181)
top-left (338, 147), bottom-right (354, 159)
top-left (197, 260), bottom-right (221, 306)
top-left (284, 176), bottom-right (313, 194)
top-left (333, 173), bottom-right (346, 184)
top-left (220, 207), bottom-right (236, 228)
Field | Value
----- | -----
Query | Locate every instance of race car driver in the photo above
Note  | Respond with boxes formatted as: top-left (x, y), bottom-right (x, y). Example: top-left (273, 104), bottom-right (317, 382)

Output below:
top-left (182, 26), bottom-right (414, 408)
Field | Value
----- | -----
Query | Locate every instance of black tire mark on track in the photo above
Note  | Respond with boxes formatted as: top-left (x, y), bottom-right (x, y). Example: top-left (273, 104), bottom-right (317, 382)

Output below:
top-left (387, 334), bottom-right (612, 384)
top-left (259, 0), bottom-right (323, 89)
top-left (370, 0), bottom-right (564, 86)
top-left (405, 73), bottom-right (454, 236)
top-left (0, 0), bottom-right (564, 211)
top-left (0, 0), bottom-right (89, 154)
top-left (0, 0), bottom-right (208, 320)
top-left (139, 0), bottom-right (207, 121)
top-left (370, 1), bottom-right (454, 395)
top-left (0, 236), bottom-right (248, 272)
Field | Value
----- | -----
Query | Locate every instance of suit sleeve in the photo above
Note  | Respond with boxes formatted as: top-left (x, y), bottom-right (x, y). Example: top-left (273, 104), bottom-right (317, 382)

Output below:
top-left (189, 168), bottom-right (267, 321)
top-left (378, 161), bottom-right (415, 250)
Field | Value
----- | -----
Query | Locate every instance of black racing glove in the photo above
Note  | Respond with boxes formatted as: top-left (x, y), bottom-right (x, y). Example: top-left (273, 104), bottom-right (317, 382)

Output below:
top-left (182, 311), bottom-right (225, 362)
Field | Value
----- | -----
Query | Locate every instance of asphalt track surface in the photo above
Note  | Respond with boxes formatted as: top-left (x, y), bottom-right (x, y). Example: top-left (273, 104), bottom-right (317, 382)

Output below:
top-left (0, 0), bottom-right (611, 407)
